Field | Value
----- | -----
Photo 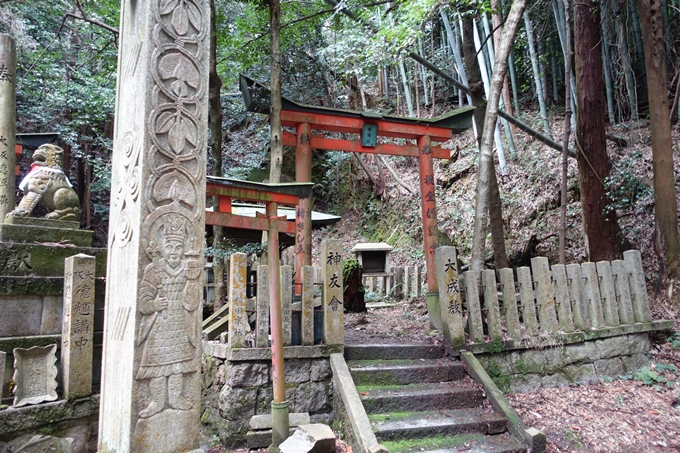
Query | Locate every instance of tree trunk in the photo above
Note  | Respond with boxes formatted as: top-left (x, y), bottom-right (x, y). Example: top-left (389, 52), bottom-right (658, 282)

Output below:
top-left (343, 261), bottom-right (366, 312)
top-left (574, 0), bottom-right (624, 262)
top-left (470, 0), bottom-right (528, 272)
top-left (209, 0), bottom-right (226, 310)
top-left (637, 0), bottom-right (680, 280)
top-left (524, 11), bottom-right (552, 135)
top-left (269, 0), bottom-right (282, 184)
top-left (560, 0), bottom-right (574, 264)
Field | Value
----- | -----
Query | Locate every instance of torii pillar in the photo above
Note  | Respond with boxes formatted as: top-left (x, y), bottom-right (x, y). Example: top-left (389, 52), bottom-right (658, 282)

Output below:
top-left (418, 135), bottom-right (441, 330)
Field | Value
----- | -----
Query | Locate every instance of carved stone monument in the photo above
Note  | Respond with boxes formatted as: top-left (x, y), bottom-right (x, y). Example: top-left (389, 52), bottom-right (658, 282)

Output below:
top-left (61, 253), bottom-right (96, 399)
top-left (0, 34), bottom-right (16, 220)
top-left (321, 240), bottom-right (343, 345)
top-left (0, 350), bottom-right (5, 400)
top-left (12, 344), bottom-right (58, 407)
top-left (98, 0), bottom-right (209, 451)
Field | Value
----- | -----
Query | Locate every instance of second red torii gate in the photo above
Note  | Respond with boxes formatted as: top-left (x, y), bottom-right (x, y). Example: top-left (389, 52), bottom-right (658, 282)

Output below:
top-left (241, 75), bottom-right (474, 328)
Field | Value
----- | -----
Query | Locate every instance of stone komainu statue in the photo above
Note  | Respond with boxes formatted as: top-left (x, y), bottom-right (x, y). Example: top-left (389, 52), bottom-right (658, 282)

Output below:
top-left (6, 144), bottom-right (81, 222)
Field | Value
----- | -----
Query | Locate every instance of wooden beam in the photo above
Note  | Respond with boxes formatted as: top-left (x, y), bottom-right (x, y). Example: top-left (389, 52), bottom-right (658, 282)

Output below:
top-left (281, 131), bottom-right (450, 159)
top-left (206, 211), bottom-right (296, 234)
top-left (281, 110), bottom-right (453, 141)
top-left (206, 183), bottom-right (301, 206)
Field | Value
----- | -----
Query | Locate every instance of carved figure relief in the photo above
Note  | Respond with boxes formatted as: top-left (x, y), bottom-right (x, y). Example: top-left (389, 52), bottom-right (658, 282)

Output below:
top-left (6, 144), bottom-right (80, 221)
top-left (136, 210), bottom-right (202, 418)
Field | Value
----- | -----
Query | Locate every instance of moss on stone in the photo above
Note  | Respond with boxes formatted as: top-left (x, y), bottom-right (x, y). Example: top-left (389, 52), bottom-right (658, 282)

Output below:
top-left (382, 433), bottom-right (488, 453)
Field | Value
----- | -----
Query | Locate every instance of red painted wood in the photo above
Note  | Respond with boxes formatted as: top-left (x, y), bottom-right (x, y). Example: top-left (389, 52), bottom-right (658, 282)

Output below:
top-left (281, 110), bottom-right (453, 141)
top-left (281, 131), bottom-right (449, 159)
top-left (205, 210), bottom-right (296, 234)
top-left (206, 183), bottom-right (301, 206)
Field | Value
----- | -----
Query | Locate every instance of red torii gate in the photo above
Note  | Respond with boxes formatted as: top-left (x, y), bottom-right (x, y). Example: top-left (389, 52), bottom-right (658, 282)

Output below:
top-left (241, 75), bottom-right (473, 327)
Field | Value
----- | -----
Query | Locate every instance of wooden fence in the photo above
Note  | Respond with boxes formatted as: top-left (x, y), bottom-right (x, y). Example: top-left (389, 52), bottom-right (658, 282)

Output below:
top-left (436, 248), bottom-right (656, 348)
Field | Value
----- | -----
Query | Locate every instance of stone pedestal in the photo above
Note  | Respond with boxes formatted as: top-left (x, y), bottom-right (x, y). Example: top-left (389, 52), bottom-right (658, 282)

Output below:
top-left (0, 217), bottom-right (92, 247)
top-left (98, 0), bottom-right (209, 451)
top-left (61, 254), bottom-right (95, 399)
top-left (435, 247), bottom-right (463, 348)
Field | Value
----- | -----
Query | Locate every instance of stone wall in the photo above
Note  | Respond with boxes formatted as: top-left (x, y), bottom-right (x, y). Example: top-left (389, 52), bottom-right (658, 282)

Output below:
top-left (475, 333), bottom-right (651, 393)
top-left (201, 344), bottom-right (334, 448)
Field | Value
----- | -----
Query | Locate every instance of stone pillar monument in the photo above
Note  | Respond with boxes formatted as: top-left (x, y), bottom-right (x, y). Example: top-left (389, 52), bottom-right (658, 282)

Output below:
top-left (0, 34), bottom-right (16, 220)
top-left (98, 1), bottom-right (209, 452)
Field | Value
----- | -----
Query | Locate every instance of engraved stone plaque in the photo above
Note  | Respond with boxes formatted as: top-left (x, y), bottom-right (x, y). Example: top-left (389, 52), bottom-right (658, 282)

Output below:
top-left (12, 344), bottom-right (58, 407)
top-left (61, 253), bottom-right (96, 399)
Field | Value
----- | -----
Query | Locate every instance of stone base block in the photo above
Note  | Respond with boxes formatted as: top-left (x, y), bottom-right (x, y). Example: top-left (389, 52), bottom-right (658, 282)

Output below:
top-left (132, 408), bottom-right (200, 453)
top-left (0, 219), bottom-right (92, 247)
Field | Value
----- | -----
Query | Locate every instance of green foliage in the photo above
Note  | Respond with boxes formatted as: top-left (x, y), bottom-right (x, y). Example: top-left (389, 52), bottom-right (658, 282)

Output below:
top-left (205, 238), bottom-right (263, 260)
top-left (342, 258), bottom-right (364, 293)
top-left (604, 151), bottom-right (653, 216)
top-left (668, 332), bottom-right (680, 348)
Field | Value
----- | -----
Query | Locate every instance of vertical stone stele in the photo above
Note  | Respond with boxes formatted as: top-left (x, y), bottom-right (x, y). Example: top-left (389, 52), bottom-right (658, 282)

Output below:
top-left (321, 240), bottom-right (343, 345)
top-left (12, 344), bottom-right (58, 407)
top-left (61, 253), bottom-right (96, 399)
top-left (98, 0), bottom-right (208, 451)
top-left (0, 350), bottom-right (5, 400)
top-left (0, 34), bottom-right (16, 220)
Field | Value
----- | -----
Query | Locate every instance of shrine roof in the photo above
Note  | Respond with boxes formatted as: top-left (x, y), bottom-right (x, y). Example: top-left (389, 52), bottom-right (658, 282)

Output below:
top-left (240, 75), bottom-right (474, 133)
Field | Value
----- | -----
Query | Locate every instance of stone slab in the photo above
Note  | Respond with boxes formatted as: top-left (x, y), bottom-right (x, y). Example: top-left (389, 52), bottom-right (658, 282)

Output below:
top-left (550, 264), bottom-right (574, 332)
top-left (517, 266), bottom-right (538, 336)
top-left (0, 395), bottom-right (99, 436)
top-left (321, 240), bottom-right (344, 345)
top-left (0, 222), bottom-right (92, 247)
top-left (280, 424), bottom-right (335, 453)
top-left (256, 264), bottom-right (269, 348)
top-left (0, 350), bottom-right (5, 400)
top-left (5, 215), bottom-right (80, 230)
top-left (216, 344), bottom-right (343, 361)
top-left (12, 344), bottom-right (58, 407)
top-left (281, 265), bottom-right (293, 346)
top-left (249, 412), bottom-right (310, 430)
top-left (40, 295), bottom-right (63, 335)
top-left (12, 435), bottom-right (73, 453)
top-left (482, 269), bottom-right (503, 341)
top-left (596, 261), bottom-right (620, 326)
top-left (463, 270), bottom-right (484, 342)
top-left (0, 295), bottom-right (44, 336)
top-left (531, 257), bottom-right (559, 334)
top-left (228, 252), bottom-right (249, 348)
top-left (0, 242), bottom-right (106, 278)
top-left (499, 268), bottom-right (521, 340)
top-left (301, 266), bottom-right (315, 346)
top-left (344, 344), bottom-right (443, 361)
top-left (436, 247), bottom-right (464, 347)
top-left (61, 254), bottom-right (95, 399)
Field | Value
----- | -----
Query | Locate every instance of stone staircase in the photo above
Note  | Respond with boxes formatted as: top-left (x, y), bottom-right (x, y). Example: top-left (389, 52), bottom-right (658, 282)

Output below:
top-left (344, 344), bottom-right (528, 453)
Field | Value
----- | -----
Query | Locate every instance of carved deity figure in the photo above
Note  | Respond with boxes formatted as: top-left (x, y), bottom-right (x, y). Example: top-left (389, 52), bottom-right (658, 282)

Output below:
top-left (136, 213), bottom-right (201, 418)
top-left (6, 144), bottom-right (80, 221)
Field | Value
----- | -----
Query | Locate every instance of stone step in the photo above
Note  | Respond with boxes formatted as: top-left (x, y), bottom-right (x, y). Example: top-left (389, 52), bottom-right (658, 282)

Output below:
top-left (349, 359), bottom-right (466, 386)
top-left (344, 344), bottom-right (444, 361)
top-left (358, 382), bottom-right (484, 414)
top-left (370, 408), bottom-right (507, 441)
top-left (381, 433), bottom-right (528, 453)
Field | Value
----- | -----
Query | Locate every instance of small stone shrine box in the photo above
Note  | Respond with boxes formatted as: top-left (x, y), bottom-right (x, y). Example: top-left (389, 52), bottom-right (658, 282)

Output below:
top-left (351, 243), bottom-right (393, 275)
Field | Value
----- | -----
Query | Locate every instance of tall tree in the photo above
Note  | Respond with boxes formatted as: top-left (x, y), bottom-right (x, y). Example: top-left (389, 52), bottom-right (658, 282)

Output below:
top-left (470, 0), bottom-right (530, 272)
top-left (209, 0), bottom-right (227, 310)
top-left (637, 0), bottom-right (680, 281)
top-left (461, 16), bottom-right (509, 271)
top-left (574, 0), bottom-right (624, 261)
